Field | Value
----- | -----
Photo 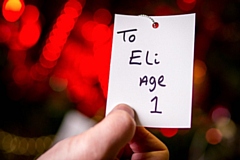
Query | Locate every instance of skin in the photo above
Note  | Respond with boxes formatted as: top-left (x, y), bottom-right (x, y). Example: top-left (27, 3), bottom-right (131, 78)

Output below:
top-left (37, 104), bottom-right (169, 160)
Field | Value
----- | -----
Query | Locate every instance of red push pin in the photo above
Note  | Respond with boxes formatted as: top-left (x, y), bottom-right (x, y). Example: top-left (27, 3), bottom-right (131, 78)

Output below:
top-left (152, 22), bottom-right (159, 29)
top-left (139, 14), bottom-right (159, 29)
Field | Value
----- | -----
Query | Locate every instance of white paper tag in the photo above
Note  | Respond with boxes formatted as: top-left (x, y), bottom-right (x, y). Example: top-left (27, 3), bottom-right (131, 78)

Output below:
top-left (106, 13), bottom-right (195, 128)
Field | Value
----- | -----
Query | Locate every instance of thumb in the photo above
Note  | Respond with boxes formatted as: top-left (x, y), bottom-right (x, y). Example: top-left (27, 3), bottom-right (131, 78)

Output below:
top-left (86, 103), bottom-right (136, 159)
top-left (37, 104), bottom-right (136, 160)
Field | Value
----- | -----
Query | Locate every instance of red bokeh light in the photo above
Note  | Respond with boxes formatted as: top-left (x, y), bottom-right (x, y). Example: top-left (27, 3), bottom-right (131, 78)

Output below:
top-left (7, 50), bottom-right (26, 65)
top-left (94, 40), bottom-right (112, 98)
top-left (183, 0), bottom-right (196, 3)
top-left (63, 7), bottom-right (78, 19)
top-left (7, 33), bottom-right (19, 50)
top-left (0, 24), bottom-right (11, 43)
top-left (93, 8), bottom-right (112, 25)
top-left (39, 55), bottom-right (57, 69)
top-left (2, 0), bottom-right (25, 22)
top-left (154, 5), bottom-right (175, 16)
top-left (177, 0), bottom-right (196, 11)
top-left (62, 39), bottom-right (84, 62)
top-left (205, 128), bottom-right (222, 145)
top-left (42, 43), bottom-right (61, 61)
top-left (204, 13), bottom-right (221, 31)
top-left (48, 31), bottom-right (67, 47)
top-left (12, 65), bottom-right (30, 85)
top-left (81, 20), bottom-right (97, 41)
top-left (35, 63), bottom-right (51, 77)
top-left (18, 23), bottom-right (41, 48)
top-left (55, 14), bottom-right (75, 31)
top-left (30, 63), bottom-right (50, 81)
top-left (65, 0), bottom-right (83, 16)
top-left (160, 128), bottom-right (178, 137)
top-left (21, 5), bottom-right (39, 24)
top-left (77, 54), bottom-right (97, 79)
top-left (40, 0), bottom-right (83, 71)
top-left (92, 24), bottom-right (111, 43)
top-left (3, 0), bottom-right (111, 118)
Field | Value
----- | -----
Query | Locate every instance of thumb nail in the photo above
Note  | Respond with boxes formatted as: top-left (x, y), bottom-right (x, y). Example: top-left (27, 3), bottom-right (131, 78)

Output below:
top-left (112, 104), bottom-right (135, 118)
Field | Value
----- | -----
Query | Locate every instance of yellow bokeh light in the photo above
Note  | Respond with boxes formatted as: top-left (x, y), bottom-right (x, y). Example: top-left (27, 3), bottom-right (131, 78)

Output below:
top-left (194, 59), bottom-right (207, 85)
top-left (5, 0), bottom-right (22, 11)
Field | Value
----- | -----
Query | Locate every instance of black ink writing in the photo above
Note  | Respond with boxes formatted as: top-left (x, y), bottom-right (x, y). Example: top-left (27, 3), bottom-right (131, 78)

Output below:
top-left (117, 29), bottom-right (137, 42)
top-left (146, 51), bottom-right (153, 65)
top-left (154, 53), bottom-right (160, 64)
top-left (129, 50), bottom-right (142, 65)
top-left (129, 50), bottom-right (160, 66)
top-left (139, 75), bottom-right (166, 92)
top-left (118, 27), bottom-right (166, 114)
top-left (150, 96), bottom-right (162, 114)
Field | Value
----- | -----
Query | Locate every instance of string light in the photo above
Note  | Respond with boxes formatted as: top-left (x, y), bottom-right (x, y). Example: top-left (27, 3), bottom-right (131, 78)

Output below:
top-left (18, 4), bottom-right (41, 48)
top-left (0, 130), bottom-right (54, 156)
top-left (31, 0), bottom-right (83, 82)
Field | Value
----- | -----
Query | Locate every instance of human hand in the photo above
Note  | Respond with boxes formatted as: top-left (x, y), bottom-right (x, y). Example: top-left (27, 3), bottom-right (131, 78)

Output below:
top-left (37, 104), bottom-right (169, 160)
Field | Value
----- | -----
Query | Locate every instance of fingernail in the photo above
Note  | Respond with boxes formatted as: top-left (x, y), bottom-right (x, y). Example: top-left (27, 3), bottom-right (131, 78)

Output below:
top-left (114, 103), bottom-right (135, 118)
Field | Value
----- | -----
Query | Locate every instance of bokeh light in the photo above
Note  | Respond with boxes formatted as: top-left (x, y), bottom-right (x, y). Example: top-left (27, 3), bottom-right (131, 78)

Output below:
top-left (33, 0), bottom-right (84, 84)
top-left (12, 65), bottom-right (29, 85)
top-left (203, 13), bottom-right (221, 31)
top-left (211, 105), bottom-right (231, 123)
top-left (0, 130), bottom-right (53, 156)
top-left (194, 59), bottom-right (207, 85)
top-left (93, 8), bottom-right (112, 25)
top-left (154, 5), bottom-right (175, 16)
top-left (2, 0), bottom-right (25, 22)
top-left (21, 5), bottom-right (39, 24)
top-left (160, 128), bottom-right (178, 138)
top-left (18, 23), bottom-right (41, 48)
top-left (49, 75), bottom-right (68, 92)
top-left (92, 24), bottom-right (111, 43)
top-left (39, 55), bottom-right (57, 69)
top-left (216, 118), bottom-right (236, 140)
top-left (81, 20), bottom-right (97, 41)
top-left (205, 128), bottom-right (222, 145)
top-left (0, 24), bottom-right (11, 43)
top-left (177, 0), bottom-right (196, 11)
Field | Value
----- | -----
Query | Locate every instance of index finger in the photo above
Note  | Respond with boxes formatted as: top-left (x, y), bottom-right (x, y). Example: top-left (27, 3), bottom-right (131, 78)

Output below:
top-left (129, 127), bottom-right (169, 159)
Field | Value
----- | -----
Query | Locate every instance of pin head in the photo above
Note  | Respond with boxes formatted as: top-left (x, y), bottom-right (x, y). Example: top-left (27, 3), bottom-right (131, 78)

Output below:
top-left (152, 22), bottom-right (159, 29)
